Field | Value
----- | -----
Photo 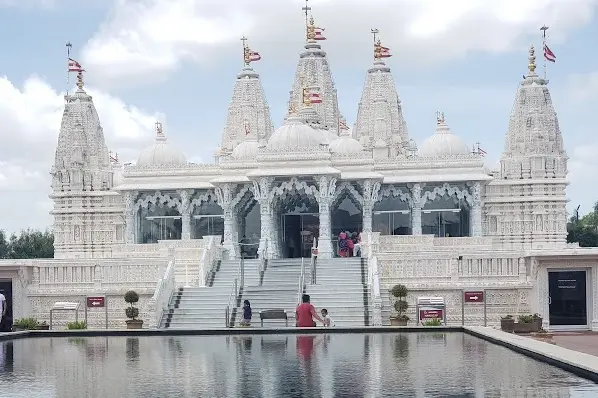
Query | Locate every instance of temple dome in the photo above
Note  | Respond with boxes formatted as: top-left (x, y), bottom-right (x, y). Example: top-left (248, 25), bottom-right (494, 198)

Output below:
top-left (266, 115), bottom-right (327, 151)
top-left (330, 130), bottom-right (363, 154)
top-left (419, 116), bottom-right (469, 157)
top-left (231, 139), bottom-right (259, 160)
top-left (137, 126), bottom-right (187, 166)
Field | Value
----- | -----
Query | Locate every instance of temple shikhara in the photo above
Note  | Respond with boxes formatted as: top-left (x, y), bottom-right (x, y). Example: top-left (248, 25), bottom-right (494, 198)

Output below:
top-left (1, 5), bottom-right (598, 332)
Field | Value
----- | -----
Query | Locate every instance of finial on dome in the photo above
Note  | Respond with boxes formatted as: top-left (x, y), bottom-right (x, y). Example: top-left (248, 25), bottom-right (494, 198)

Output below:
top-left (75, 71), bottom-right (85, 89)
top-left (303, 1), bottom-right (326, 44)
top-left (436, 111), bottom-right (445, 124)
top-left (155, 121), bottom-right (166, 141)
top-left (528, 44), bottom-right (537, 75)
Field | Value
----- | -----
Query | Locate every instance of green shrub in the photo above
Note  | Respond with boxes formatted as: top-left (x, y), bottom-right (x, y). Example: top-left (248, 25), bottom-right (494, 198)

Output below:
top-left (124, 290), bottom-right (140, 320)
top-left (423, 318), bottom-right (442, 326)
top-left (67, 321), bottom-right (87, 330)
top-left (13, 317), bottom-right (39, 330)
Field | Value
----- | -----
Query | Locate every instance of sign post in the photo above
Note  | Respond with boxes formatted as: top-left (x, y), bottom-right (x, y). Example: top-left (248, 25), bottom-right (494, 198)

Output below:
top-left (461, 290), bottom-right (486, 326)
top-left (85, 296), bottom-right (108, 329)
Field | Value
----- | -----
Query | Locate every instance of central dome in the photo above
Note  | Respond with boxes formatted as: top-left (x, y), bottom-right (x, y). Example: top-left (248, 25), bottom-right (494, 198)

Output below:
top-left (419, 115), bottom-right (470, 157)
top-left (266, 115), bottom-right (328, 151)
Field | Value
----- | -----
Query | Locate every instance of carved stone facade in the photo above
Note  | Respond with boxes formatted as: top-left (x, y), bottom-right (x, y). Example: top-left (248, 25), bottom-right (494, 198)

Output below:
top-left (29, 15), bottom-right (598, 330)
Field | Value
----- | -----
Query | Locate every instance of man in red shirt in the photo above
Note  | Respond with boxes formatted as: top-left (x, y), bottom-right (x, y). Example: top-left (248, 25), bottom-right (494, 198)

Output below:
top-left (296, 294), bottom-right (323, 327)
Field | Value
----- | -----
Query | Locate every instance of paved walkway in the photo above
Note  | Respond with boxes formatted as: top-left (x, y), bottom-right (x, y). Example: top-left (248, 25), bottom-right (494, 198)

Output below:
top-left (551, 332), bottom-right (598, 357)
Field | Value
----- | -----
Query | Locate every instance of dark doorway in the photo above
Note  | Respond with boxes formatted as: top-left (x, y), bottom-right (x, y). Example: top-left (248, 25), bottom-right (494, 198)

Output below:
top-left (283, 214), bottom-right (319, 258)
top-left (548, 270), bottom-right (588, 327)
top-left (0, 279), bottom-right (13, 332)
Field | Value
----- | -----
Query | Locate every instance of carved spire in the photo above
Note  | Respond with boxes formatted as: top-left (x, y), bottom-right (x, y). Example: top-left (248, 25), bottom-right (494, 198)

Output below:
top-left (220, 42), bottom-right (274, 154)
top-left (354, 32), bottom-right (409, 155)
top-left (52, 70), bottom-right (111, 193)
top-left (500, 46), bottom-right (567, 180)
top-left (286, 2), bottom-right (340, 132)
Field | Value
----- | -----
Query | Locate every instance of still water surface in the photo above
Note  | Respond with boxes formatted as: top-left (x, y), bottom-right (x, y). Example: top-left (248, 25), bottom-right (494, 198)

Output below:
top-left (0, 333), bottom-right (596, 397)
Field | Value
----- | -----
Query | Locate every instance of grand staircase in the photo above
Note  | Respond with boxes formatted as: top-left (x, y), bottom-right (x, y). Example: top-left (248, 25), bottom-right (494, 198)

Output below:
top-left (162, 255), bottom-right (371, 329)
top-left (305, 257), bottom-right (369, 326)
top-left (160, 259), bottom-right (259, 329)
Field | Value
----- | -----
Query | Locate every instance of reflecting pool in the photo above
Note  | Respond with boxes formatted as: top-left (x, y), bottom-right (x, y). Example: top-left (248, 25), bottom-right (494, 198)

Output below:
top-left (0, 333), bottom-right (596, 397)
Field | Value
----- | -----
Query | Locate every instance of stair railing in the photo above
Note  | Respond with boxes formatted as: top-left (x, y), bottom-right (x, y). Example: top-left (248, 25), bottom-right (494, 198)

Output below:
top-left (224, 257), bottom-right (244, 328)
top-left (310, 237), bottom-right (317, 285)
top-left (148, 257), bottom-right (176, 329)
top-left (365, 231), bottom-right (383, 326)
top-left (297, 257), bottom-right (306, 304)
top-left (258, 238), bottom-right (268, 286)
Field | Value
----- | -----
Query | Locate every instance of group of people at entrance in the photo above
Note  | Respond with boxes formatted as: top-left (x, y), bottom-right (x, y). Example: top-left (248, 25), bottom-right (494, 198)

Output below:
top-left (338, 231), bottom-right (361, 258)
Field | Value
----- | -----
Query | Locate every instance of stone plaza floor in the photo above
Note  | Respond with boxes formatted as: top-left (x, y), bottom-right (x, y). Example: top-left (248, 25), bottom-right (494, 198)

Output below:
top-left (549, 332), bottom-right (598, 357)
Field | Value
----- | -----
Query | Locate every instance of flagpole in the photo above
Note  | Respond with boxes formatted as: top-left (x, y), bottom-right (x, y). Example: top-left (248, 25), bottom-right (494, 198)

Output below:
top-left (541, 26), bottom-right (549, 80)
top-left (66, 42), bottom-right (72, 96)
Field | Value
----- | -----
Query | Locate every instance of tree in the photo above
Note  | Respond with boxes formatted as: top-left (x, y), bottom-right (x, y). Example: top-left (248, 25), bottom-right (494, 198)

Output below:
top-left (1, 229), bottom-right (54, 259)
top-left (567, 201), bottom-right (598, 247)
top-left (0, 230), bottom-right (8, 259)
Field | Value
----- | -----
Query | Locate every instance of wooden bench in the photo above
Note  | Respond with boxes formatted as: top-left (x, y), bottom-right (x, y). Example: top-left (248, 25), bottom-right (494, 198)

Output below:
top-left (259, 309), bottom-right (289, 327)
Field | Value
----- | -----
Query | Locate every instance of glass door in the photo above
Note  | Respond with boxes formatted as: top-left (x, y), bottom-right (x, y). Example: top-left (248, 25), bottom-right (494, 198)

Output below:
top-left (283, 213), bottom-right (319, 258)
top-left (300, 214), bottom-right (319, 258)
top-left (548, 270), bottom-right (588, 327)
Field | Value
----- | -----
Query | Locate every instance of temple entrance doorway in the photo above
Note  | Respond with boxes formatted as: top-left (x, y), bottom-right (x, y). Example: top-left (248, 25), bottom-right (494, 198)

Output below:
top-left (282, 213), bottom-right (319, 258)
top-left (331, 196), bottom-right (362, 257)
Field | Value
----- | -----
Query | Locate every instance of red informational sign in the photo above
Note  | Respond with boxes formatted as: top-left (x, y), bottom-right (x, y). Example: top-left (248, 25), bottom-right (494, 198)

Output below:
top-left (86, 296), bottom-right (105, 308)
top-left (419, 309), bottom-right (443, 320)
top-left (464, 291), bottom-right (484, 303)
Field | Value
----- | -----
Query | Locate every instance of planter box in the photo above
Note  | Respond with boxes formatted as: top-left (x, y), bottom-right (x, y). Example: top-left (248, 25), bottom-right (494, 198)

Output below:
top-left (513, 321), bottom-right (541, 333)
top-left (500, 318), bottom-right (514, 333)
top-left (126, 320), bottom-right (143, 329)
top-left (390, 317), bottom-right (408, 326)
top-left (36, 324), bottom-right (50, 330)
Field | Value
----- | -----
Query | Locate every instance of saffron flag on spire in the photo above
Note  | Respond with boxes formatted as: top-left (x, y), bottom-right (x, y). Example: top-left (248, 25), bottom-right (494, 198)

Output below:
top-left (379, 45), bottom-right (391, 58)
top-left (244, 48), bottom-right (261, 64)
top-left (544, 44), bottom-right (556, 63)
top-left (314, 27), bottom-right (326, 40)
top-left (339, 119), bottom-right (349, 130)
top-left (308, 89), bottom-right (323, 104)
top-left (68, 58), bottom-right (84, 72)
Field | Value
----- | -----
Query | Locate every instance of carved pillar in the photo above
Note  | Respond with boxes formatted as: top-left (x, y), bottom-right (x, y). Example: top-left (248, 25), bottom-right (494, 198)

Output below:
top-left (178, 190), bottom-right (193, 240)
top-left (470, 181), bottom-right (482, 237)
top-left (253, 178), bottom-right (274, 259)
top-left (361, 180), bottom-right (381, 233)
top-left (123, 191), bottom-right (136, 244)
top-left (215, 184), bottom-right (237, 258)
top-left (410, 184), bottom-right (422, 235)
top-left (317, 176), bottom-right (337, 259)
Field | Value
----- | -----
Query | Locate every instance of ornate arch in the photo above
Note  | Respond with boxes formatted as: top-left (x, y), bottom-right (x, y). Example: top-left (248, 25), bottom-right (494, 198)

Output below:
top-left (377, 185), bottom-right (413, 207)
top-left (189, 190), bottom-right (219, 212)
top-left (231, 185), bottom-right (253, 209)
top-left (333, 181), bottom-right (363, 210)
top-left (421, 183), bottom-right (472, 206)
top-left (270, 177), bottom-right (319, 202)
top-left (134, 191), bottom-right (181, 211)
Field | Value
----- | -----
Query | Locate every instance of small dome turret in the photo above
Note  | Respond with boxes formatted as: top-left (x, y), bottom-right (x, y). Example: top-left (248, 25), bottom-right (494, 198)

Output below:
top-left (330, 128), bottom-right (363, 154)
top-left (419, 113), bottom-right (469, 158)
top-left (231, 138), bottom-right (259, 160)
top-left (266, 113), bottom-right (328, 151)
top-left (137, 122), bottom-right (187, 166)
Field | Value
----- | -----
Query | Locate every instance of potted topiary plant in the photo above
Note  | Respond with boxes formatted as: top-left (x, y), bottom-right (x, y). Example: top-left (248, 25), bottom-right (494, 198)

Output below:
top-left (500, 315), bottom-right (515, 333)
top-left (390, 284), bottom-right (409, 326)
top-left (124, 290), bottom-right (143, 329)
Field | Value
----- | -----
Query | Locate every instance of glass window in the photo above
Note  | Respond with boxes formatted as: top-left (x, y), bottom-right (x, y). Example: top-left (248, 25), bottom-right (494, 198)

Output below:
top-left (137, 206), bottom-right (182, 244)
top-left (192, 199), bottom-right (224, 240)
top-left (422, 194), bottom-right (470, 237)
top-left (373, 193), bottom-right (411, 235)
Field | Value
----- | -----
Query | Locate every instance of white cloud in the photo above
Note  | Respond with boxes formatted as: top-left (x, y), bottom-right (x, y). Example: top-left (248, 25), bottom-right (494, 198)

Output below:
top-left (0, 75), bottom-right (162, 232)
top-left (82, 0), bottom-right (598, 85)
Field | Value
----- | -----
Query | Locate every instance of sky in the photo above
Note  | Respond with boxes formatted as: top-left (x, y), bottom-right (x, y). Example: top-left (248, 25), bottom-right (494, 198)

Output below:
top-left (0, 0), bottom-right (598, 234)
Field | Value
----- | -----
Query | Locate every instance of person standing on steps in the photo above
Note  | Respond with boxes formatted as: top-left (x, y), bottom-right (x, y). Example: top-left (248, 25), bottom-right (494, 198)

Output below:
top-left (296, 294), bottom-right (324, 327)
top-left (240, 300), bottom-right (252, 327)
